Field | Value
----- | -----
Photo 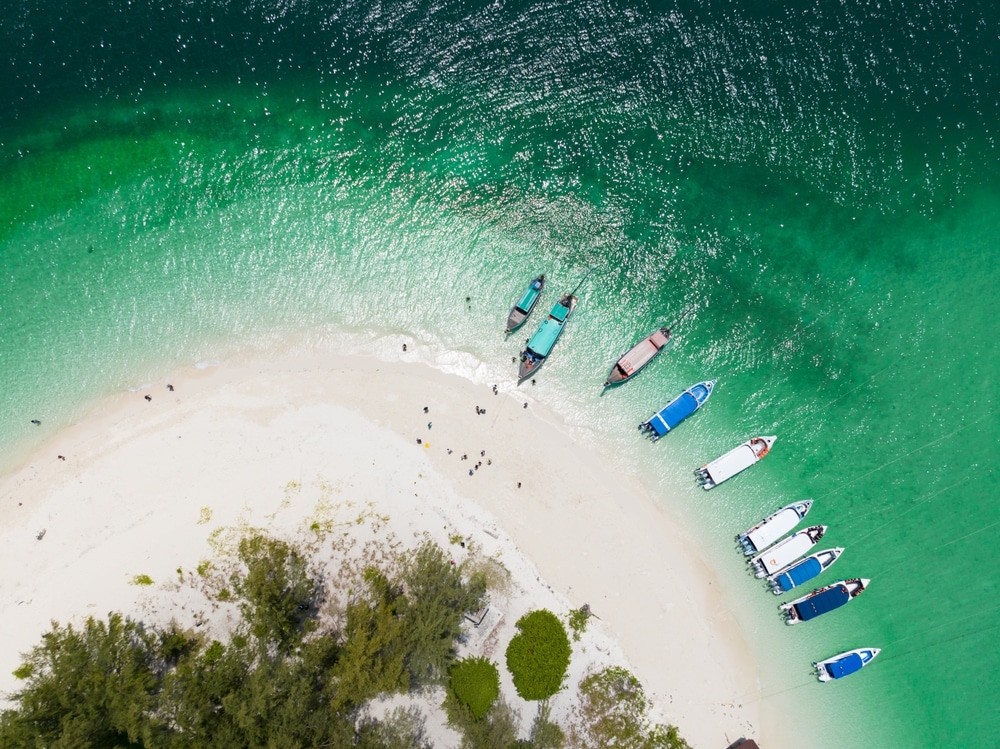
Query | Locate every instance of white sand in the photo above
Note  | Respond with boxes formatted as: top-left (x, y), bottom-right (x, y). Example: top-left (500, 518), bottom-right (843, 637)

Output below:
top-left (0, 350), bottom-right (764, 747)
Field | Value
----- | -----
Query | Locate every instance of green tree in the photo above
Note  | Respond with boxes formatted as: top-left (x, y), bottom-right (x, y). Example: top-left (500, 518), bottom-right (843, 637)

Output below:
top-left (528, 701), bottom-right (566, 749)
top-left (0, 614), bottom-right (160, 748)
top-left (355, 706), bottom-right (432, 749)
top-left (231, 534), bottom-right (318, 650)
top-left (329, 567), bottom-right (409, 712)
top-left (449, 657), bottom-right (500, 721)
top-left (399, 541), bottom-right (487, 684)
top-left (505, 609), bottom-right (571, 701)
top-left (455, 696), bottom-right (521, 749)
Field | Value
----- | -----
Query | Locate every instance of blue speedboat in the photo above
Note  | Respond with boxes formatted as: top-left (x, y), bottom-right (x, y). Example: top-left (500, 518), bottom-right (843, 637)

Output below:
top-left (815, 647), bottom-right (881, 681)
top-left (506, 274), bottom-right (545, 333)
top-left (638, 380), bottom-right (716, 441)
top-left (781, 578), bottom-right (870, 625)
top-left (769, 547), bottom-right (844, 595)
top-left (518, 294), bottom-right (577, 381)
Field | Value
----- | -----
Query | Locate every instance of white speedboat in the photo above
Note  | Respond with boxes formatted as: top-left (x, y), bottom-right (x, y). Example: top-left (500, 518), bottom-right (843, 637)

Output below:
top-left (815, 647), bottom-right (881, 681)
top-left (769, 547), bottom-right (844, 595)
top-left (750, 525), bottom-right (826, 578)
top-left (736, 500), bottom-right (813, 556)
top-left (696, 436), bottom-right (775, 490)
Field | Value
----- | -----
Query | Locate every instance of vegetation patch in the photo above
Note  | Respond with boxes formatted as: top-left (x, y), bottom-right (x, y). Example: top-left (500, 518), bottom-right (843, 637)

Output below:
top-left (449, 657), bottom-right (500, 721)
top-left (505, 609), bottom-right (572, 701)
top-left (569, 666), bottom-right (691, 749)
top-left (129, 574), bottom-right (154, 586)
top-left (568, 605), bottom-right (591, 641)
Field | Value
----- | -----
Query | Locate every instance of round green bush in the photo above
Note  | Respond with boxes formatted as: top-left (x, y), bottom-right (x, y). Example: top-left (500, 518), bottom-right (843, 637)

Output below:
top-left (449, 656), bottom-right (500, 720)
top-left (505, 609), bottom-right (571, 701)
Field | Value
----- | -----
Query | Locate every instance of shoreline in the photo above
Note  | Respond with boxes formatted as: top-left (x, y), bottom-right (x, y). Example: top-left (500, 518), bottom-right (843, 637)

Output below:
top-left (0, 348), bottom-right (765, 747)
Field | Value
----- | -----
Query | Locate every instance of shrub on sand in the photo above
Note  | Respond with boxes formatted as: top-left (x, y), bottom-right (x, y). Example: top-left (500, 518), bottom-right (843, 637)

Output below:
top-left (505, 609), bottom-right (571, 701)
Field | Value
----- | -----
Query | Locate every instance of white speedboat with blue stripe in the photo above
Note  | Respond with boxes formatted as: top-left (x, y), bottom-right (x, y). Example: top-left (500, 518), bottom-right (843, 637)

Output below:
top-left (769, 547), bottom-right (844, 595)
top-left (815, 647), bottom-right (880, 681)
top-left (638, 380), bottom-right (716, 441)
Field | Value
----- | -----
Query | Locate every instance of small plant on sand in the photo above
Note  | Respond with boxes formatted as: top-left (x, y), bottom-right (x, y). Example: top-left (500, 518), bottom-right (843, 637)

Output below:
top-left (505, 609), bottom-right (571, 701)
top-left (568, 605), bottom-right (591, 641)
top-left (196, 560), bottom-right (212, 577)
top-left (130, 574), bottom-right (154, 586)
top-left (197, 507), bottom-right (212, 525)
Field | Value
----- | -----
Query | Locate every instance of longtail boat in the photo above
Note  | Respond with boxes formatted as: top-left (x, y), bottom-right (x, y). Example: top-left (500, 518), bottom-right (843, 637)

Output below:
top-left (604, 327), bottom-right (671, 387)
top-left (505, 274), bottom-right (545, 334)
top-left (517, 294), bottom-right (577, 381)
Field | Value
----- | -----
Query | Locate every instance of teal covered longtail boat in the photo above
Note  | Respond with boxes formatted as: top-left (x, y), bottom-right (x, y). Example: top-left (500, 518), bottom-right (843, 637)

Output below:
top-left (517, 294), bottom-right (577, 381)
top-left (505, 274), bottom-right (545, 333)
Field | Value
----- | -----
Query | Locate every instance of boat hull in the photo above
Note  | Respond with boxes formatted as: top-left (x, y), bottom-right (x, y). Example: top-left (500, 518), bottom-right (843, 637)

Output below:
top-left (638, 380), bottom-right (716, 441)
top-left (697, 436), bottom-right (775, 490)
top-left (604, 328), bottom-right (671, 386)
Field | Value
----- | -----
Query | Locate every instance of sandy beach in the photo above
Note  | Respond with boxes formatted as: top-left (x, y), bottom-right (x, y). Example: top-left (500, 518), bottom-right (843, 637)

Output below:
top-left (0, 349), bottom-right (763, 747)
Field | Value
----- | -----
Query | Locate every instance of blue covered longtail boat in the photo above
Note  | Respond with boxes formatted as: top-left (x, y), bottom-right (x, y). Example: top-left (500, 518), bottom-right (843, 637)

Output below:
top-left (638, 380), bottom-right (716, 441)
top-left (517, 294), bottom-right (577, 381)
top-left (505, 274), bottom-right (545, 334)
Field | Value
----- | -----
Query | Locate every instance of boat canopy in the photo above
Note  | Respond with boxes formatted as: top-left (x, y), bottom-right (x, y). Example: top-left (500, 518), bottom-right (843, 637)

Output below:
top-left (824, 653), bottom-right (864, 679)
top-left (746, 508), bottom-right (801, 553)
top-left (776, 557), bottom-right (822, 592)
top-left (514, 285), bottom-right (541, 314)
top-left (793, 584), bottom-right (850, 621)
top-left (646, 393), bottom-right (699, 436)
top-left (525, 303), bottom-right (569, 356)
top-left (649, 329), bottom-right (669, 348)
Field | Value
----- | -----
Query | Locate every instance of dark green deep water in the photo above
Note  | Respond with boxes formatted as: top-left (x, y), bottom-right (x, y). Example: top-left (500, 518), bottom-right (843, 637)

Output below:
top-left (2, 2), bottom-right (998, 746)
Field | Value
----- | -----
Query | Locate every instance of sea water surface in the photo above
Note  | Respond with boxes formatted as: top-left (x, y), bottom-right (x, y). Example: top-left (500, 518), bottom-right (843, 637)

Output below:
top-left (2, 2), bottom-right (998, 747)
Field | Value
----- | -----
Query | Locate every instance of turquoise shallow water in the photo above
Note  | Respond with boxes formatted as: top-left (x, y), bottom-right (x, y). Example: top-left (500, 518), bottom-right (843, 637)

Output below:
top-left (2, 2), bottom-right (999, 746)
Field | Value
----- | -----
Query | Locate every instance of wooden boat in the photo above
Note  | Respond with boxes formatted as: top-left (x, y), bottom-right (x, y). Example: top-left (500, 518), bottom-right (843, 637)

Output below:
top-left (604, 327), bottom-right (671, 386)
top-left (638, 380), bottom-right (715, 441)
top-left (815, 647), bottom-right (881, 681)
top-left (736, 500), bottom-right (813, 556)
top-left (505, 274), bottom-right (545, 333)
top-left (517, 294), bottom-right (577, 381)
top-left (750, 525), bottom-right (826, 578)
top-left (781, 578), bottom-right (870, 625)
top-left (769, 547), bottom-right (844, 595)
top-left (696, 436), bottom-right (775, 490)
